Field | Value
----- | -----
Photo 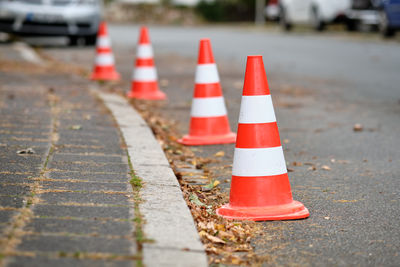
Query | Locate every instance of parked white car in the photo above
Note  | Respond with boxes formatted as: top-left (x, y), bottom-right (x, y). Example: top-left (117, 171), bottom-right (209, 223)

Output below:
top-left (279, 0), bottom-right (352, 31)
top-left (0, 0), bottom-right (103, 46)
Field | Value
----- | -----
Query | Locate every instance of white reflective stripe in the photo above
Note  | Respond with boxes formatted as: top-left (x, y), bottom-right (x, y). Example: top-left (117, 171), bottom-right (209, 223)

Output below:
top-left (133, 67), bottom-right (157, 81)
top-left (137, 44), bottom-right (153, 58)
top-left (195, 64), bottom-right (220, 84)
top-left (191, 97), bottom-right (227, 117)
top-left (232, 147), bottom-right (287, 177)
top-left (95, 54), bottom-right (114, 66)
top-left (238, 95), bottom-right (276, 124)
top-left (97, 36), bottom-right (111, 48)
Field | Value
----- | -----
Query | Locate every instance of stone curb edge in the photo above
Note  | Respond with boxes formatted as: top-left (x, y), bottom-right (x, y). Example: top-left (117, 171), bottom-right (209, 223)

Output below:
top-left (95, 91), bottom-right (208, 267)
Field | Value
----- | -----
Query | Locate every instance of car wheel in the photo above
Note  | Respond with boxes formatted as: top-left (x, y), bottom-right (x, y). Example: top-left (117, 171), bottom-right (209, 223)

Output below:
top-left (311, 6), bottom-right (325, 31)
top-left (84, 34), bottom-right (97, 46)
top-left (280, 6), bottom-right (292, 31)
top-left (68, 36), bottom-right (79, 46)
top-left (346, 19), bottom-right (358, 32)
top-left (379, 10), bottom-right (395, 37)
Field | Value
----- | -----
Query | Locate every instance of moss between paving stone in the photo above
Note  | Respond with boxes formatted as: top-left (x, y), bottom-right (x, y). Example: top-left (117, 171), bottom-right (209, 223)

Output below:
top-left (127, 153), bottom-right (144, 267)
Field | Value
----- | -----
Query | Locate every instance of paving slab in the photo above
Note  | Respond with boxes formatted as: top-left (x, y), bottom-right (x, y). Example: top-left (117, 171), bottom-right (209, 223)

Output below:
top-left (0, 210), bottom-right (17, 223)
top-left (47, 161), bottom-right (128, 174)
top-left (40, 181), bottom-right (128, 193)
top-left (25, 218), bottom-right (133, 236)
top-left (0, 184), bottom-right (30, 195)
top-left (0, 196), bottom-right (25, 208)
top-left (51, 154), bottom-right (124, 164)
top-left (40, 192), bottom-right (132, 206)
top-left (47, 171), bottom-right (129, 183)
top-left (18, 235), bottom-right (134, 254)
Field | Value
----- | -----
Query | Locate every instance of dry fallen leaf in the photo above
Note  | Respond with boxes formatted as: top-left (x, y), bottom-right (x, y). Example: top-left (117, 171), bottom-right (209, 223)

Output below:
top-left (334, 199), bottom-right (358, 203)
top-left (70, 125), bottom-right (82, 130)
top-left (189, 193), bottom-right (207, 207)
top-left (231, 257), bottom-right (241, 264)
top-left (204, 232), bottom-right (226, 244)
top-left (214, 151), bottom-right (225, 157)
top-left (321, 165), bottom-right (331, 171)
top-left (353, 123), bottom-right (363, 132)
top-left (308, 166), bottom-right (317, 171)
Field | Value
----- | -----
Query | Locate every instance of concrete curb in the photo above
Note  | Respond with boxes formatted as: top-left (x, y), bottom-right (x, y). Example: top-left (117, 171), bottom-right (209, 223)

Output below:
top-left (96, 92), bottom-right (208, 267)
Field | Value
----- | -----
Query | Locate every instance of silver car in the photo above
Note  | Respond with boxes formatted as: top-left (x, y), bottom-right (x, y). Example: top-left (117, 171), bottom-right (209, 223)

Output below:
top-left (0, 0), bottom-right (102, 45)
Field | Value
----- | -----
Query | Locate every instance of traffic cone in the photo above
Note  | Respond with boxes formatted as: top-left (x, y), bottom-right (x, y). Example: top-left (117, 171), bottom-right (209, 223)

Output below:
top-left (127, 26), bottom-right (166, 100)
top-left (177, 38), bottom-right (236, 146)
top-left (90, 22), bottom-right (120, 81)
top-left (217, 55), bottom-right (309, 221)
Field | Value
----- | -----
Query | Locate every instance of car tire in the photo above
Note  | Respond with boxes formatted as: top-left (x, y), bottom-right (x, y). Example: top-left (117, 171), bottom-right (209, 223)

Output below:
top-left (84, 34), bottom-right (97, 46)
top-left (280, 6), bottom-right (292, 31)
top-left (68, 36), bottom-right (79, 46)
top-left (379, 10), bottom-right (395, 37)
top-left (311, 6), bottom-right (325, 32)
top-left (346, 19), bottom-right (358, 32)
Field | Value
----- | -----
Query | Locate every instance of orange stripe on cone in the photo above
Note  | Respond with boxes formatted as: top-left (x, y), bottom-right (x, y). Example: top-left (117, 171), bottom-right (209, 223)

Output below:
top-left (90, 22), bottom-right (120, 81)
top-left (127, 26), bottom-right (166, 100)
top-left (216, 55), bottom-right (309, 221)
top-left (177, 38), bottom-right (236, 146)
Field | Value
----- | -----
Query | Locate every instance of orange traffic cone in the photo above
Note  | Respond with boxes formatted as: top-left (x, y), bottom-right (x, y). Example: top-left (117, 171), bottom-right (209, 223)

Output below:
top-left (90, 22), bottom-right (120, 81)
top-left (127, 26), bottom-right (166, 100)
top-left (178, 38), bottom-right (236, 146)
top-left (217, 55), bottom-right (309, 221)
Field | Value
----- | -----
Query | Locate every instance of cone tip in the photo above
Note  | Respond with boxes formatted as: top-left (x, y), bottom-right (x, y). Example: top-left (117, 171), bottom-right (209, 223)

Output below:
top-left (247, 55), bottom-right (263, 61)
top-left (139, 26), bottom-right (151, 44)
top-left (98, 21), bottom-right (108, 36)
top-left (198, 38), bottom-right (214, 64)
top-left (243, 55), bottom-right (270, 96)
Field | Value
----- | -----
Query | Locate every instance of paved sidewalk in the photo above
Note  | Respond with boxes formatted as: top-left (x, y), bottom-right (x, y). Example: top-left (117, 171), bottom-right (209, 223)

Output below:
top-left (0, 44), bottom-right (206, 266)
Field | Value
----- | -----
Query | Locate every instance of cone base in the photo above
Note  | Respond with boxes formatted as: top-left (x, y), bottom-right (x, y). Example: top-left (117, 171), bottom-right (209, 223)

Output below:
top-left (90, 71), bottom-right (120, 81)
top-left (126, 90), bottom-right (167, 100)
top-left (216, 200), bottom-right (309, 221)
top-left (178, 132), bottom-right (236, 146)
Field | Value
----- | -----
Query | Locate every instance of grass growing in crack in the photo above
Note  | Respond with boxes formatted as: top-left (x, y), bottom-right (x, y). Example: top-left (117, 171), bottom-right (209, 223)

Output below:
top-left (43, 146), bottom-right (54, 170)
top-left (126, 152), bottom-right (144, 267)
top-left (129, 172), bottom-right (142, 189)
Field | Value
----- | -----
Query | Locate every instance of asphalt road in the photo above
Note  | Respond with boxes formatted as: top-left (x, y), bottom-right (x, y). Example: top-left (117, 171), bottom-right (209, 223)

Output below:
top-left (27, 24), bottom-right (400, 266)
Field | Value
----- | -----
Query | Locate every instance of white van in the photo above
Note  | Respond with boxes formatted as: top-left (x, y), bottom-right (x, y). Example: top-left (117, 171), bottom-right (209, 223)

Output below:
top-left (279, 0), bottom-right (351, 31)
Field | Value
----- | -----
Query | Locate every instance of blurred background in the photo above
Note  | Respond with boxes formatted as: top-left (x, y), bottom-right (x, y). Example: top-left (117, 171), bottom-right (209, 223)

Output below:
top-left (1, 0), bottom-right (400, 45)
